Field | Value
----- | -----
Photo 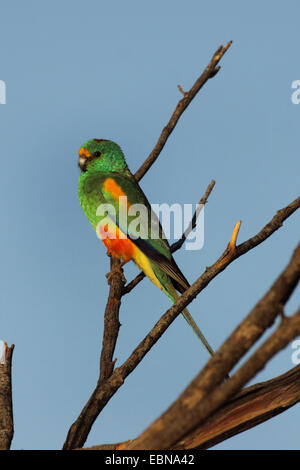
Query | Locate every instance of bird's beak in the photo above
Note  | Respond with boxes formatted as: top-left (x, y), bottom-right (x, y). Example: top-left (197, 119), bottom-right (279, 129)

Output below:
top-left (78, 147), bottom-right (92, 172)
top-left (78, 156), bottom-right (87, 172)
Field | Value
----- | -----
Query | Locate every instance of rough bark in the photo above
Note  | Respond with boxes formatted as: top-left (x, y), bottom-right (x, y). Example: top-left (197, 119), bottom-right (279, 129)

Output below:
top-left (0, 343), bottom-right (14, 450)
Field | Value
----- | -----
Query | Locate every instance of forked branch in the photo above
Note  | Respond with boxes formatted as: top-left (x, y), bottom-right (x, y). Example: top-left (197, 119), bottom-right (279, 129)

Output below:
top-left (123, 179), bottom-right (216, 295)
top-left (63, 197), bottom-right (300, 449)
top-left (78, 364), bottom-right (300, 450)
top-left (64, 41), bottom-right (233, 450)
top-left (123, 244), bottom-right (300, 449)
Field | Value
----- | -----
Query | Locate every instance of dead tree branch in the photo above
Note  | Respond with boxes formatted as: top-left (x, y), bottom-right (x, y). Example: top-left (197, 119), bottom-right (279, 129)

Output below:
top-left (99, 256), bottom-right (125, 381)
top-left (63, 42), bottom-right (233, 449)
top-left (78, 364), bottom-right (300, 450)
top-left (123, 179), bottom-right (216, 295)
top-left (63, 199), bottom-right (300, 450)
top-left (134, 42), bottom-right (232, 181)
top-left (0, 342), bottom-right (14, 450)
top-left (171, 179), bottom-right (216, 252)
top-left (123, 244), bottom-right (300, 449)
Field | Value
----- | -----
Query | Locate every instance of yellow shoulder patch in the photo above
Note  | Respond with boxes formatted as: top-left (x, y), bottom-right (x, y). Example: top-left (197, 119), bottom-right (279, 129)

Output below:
top-left (103, 178), bottom-right (127, 202)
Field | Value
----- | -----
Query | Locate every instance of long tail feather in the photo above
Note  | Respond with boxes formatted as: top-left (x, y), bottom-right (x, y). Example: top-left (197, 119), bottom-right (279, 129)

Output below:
top-left (163, 283), bottom-right (215, 357)
top-left (181, 309), bottom-right (214, 357)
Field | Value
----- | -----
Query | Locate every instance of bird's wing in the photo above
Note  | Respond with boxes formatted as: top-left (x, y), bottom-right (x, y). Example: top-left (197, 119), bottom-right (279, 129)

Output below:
top-left (100, 173), bottom-right (190, 291)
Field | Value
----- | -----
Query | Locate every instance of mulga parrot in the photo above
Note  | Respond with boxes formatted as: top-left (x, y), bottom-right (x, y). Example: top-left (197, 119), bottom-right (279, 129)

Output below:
top-left (78, 139), bottom-right (214, 356)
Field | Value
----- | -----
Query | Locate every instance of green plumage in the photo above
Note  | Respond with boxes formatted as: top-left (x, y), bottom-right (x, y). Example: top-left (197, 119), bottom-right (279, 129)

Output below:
top-left (78, 139), bottom-right (214, 356)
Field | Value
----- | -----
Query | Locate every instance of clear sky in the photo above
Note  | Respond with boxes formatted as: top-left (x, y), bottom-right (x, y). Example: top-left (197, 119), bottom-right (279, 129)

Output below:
top-left (1, 0), bottom-right (299, 450)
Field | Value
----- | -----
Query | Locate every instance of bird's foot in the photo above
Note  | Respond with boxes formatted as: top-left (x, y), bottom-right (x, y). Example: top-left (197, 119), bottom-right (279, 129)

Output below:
top-left (106, 262), bottom-right (127, 284)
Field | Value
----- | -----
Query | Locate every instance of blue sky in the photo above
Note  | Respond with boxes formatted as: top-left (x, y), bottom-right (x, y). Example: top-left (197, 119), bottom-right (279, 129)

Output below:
top-left (0, 0), bottom-right (299, 450)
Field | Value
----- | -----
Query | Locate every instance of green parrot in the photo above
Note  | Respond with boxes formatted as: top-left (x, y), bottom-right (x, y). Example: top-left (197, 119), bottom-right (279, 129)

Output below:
top-left (78, 139), bottom-right (214, 356)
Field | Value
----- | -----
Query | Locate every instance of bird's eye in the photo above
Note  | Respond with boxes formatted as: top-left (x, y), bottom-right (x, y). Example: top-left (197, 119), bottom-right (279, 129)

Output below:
top-left (94, 151), bottom-right (101, 157)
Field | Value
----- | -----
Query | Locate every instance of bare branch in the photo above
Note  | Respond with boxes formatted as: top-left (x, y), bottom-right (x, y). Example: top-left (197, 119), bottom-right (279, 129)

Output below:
top-left (122, 271), bottom-right (145, 295)
top-left (134, 42), bottom-right (232, 182)
top-left (124, 245), bottom-right (300, 449)
top-left (174, 357), bottom-right (300, 450)
top-left (175, 305), bottom-right (300, 450)
top-left (64, 42), bottom-right (234, 451)
top-left (123, 179), bottom-right (216, 295)
top-left (171, 179), bottom-right (215, 252)
top-left (79, 364), bottom-right (300, 450)
top-left (0, 342), bottom-right (14, 450)
top-left (63, 198), bottom-right (300, 450)
top-left (99, 256), bottom-right (125, 381)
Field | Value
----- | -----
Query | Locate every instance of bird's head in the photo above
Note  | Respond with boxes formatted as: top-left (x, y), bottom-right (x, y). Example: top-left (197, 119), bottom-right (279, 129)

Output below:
top-left (78, 139), bottom-right (128, 174)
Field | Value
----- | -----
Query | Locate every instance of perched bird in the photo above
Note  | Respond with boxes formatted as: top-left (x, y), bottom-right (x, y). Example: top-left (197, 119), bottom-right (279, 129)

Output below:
top-left (78, 139), bottom-right (214, 356)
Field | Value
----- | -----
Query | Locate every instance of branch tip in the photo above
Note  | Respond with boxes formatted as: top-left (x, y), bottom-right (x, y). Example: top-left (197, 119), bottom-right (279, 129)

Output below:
top-left (213, 41), bottom-right (232, 62)
top-left (177, 84), bottom-right (188, 97)
top-left (228, 220), bottom-right (241, 252)
top-left (0, 341), bottom-right (7, 365)
top-left (134, 40), bottom-right (232, 182)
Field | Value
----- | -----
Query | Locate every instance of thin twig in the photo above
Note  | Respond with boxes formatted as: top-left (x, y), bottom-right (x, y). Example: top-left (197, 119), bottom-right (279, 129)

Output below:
top-left (122, 271), bottom-right (145, 295)
top-left (134, 42), bottom-right (232, 182)
top-left (123, 179), bottom-right (216, 295)
top-left (171, 179), bottom-right (216, 252)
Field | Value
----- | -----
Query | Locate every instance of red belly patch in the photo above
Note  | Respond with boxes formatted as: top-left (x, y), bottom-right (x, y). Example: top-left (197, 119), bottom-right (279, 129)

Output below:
top-left (98, 224), bottom-right (135, 262)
